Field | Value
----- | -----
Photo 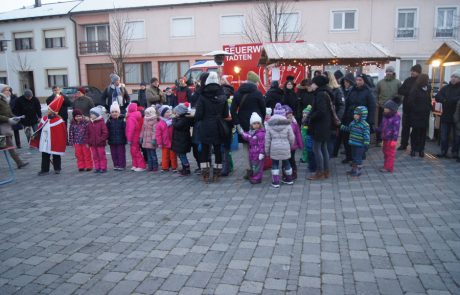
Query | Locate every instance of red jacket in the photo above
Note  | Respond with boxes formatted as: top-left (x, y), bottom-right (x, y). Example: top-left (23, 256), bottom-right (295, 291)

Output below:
top-left (87, 117), bottom-right (108, 147)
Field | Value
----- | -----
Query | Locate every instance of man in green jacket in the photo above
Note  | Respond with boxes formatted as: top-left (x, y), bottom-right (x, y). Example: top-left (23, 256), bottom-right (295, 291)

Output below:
top-left (375, 66), bottom-right (401, 146)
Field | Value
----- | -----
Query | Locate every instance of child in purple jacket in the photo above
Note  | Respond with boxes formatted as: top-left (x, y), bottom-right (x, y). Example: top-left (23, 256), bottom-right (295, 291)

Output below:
top-left (377, 96), bottom-right (401, 173)
top-left (284, 105), bottom-right (303, 180)
top-left (237, 112), bottom-right (266, 184)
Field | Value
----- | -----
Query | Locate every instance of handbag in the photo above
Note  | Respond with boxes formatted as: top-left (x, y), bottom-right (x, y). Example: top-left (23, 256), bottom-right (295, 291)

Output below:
top-left (328, 95), bottom-right (341, 127)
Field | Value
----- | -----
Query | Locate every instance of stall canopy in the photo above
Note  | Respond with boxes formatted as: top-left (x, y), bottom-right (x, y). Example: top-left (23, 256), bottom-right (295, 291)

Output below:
top-left (427, 41), bottom-right (460, 66)
top-left (258, 42), bottom-right (398, 66)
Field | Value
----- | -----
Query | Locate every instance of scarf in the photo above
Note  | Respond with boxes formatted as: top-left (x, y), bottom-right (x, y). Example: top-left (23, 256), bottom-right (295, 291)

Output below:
top-left (111, 84), bottom-right (123, 106)
top-left (160, 117), bottom-right (172, 127)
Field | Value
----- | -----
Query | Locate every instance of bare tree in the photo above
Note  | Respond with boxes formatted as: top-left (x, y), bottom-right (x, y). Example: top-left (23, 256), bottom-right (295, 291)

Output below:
top-left (11, 52), bottom-right (33, 73)
top-left (243, 0), bottom-right (302, 43)
top-left (109, 8), bottom-right (133, 82)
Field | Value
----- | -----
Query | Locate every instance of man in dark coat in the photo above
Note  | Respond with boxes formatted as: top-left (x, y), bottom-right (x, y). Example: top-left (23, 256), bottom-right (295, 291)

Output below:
top-left (72, 87), bottom-right (94, 117)
top-left (9, 89), bottom-right (22, 148)
top-left (265, 81), bottom-right (284, 110)
top-left (435, 70), bottom-right (460, 158)
top-left (13, 89), bottom-right (41, 142)
top-left (397, 64), bottom-right (421, 150)
top-left (47, 86), bottom-right (71, 128)
top-left (100, 74), bottom-right (130, 114)
top-left (138, 82), bottom-right (147, 108)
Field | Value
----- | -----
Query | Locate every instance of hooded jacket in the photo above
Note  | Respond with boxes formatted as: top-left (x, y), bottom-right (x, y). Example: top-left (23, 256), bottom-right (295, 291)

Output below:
top-left (87, 116), bottom-right (108, 147)
top-left (13, 95), bottom-right (41, 126)
top-left (376, 76), bottom-right (401, 107)
top-left (265, 83), bottom-right (284, 110)
top-left (69, 118), bottom-right (89, 145)
top-left (379, 111), bottom-right (401, 141)
top-left (172, 115), bottom-right (192, 154)
top-left (340, 106), bottom-right (370, 147)
top-left (125, 103), bottom-right (143, 143)
top-left (241, 128), bottom-right (266, 162)
top-left (344, 84), bottom-right (376, 125)
top-left (265, 114), bottom-right (295, 160)
top-left (141, 111), bottom-right (158, 149)
top-left (309, 86), bottom-right (332, 142)
top-left (231, 82), bottom-right (266, 132)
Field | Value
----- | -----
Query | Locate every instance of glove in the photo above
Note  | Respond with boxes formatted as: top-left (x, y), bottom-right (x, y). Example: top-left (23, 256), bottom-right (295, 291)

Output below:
top-left (8, 117), bottom-right (20, 125)
top-left (236, 125), bottom-right (243, 134)
top-left (151, 139), bottom-right (157, 148)
top-left (258, 154), bottom-right (264, 160)
top-left (139, 138), bottom-right (143, 145)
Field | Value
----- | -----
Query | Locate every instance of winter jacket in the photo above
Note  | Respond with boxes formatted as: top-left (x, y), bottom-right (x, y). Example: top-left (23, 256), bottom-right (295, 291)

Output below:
top-left (296, 85), bottom-right (314, 122)
top-left (165, 94), bottom-right (178, 108)
top-left (125, 103), bottom-right (143, 144)
top-left (454, 99), bottom-right (460, 133)
top-left (195, 83), bottom-right (229, 145)
top-left (69, 119), bottom-right (90, 145)
top-left (222, 84), bottom-right (235, 148)
top-left (241, 128), bottom-right (266, 162)
top-left (398, 76), bottom-right (417, 111)
top-left (231, 82), bottom-right (266, 132)
top-left (309, 87), bottom-right (332, 142)
top-left (340, 106), bottom-right (370, 147)
top-left (13, 95), bottom-right (41, 126)
top-left (265, 114), bottom-right (295, 160)
top-left (87, 117), bottom-right (108, 147)
top-left (291, 121), bottom-right (303, 150)
top-left (140, 115), bottom-right (158, 149)
top-left (138, 89), bottom-right (147, 108)
top-left (73, 95), bottom-right (95, 117)
top-left (376, 77), bottom-right (401, 107)
top-left (408, 86), bottom-right (432, 128)
top-left (156, 119), bottom-right (173, 149)
top-left (46, 93), bottom-right (71, 123)
top-left (283, 87), bottom-right (298, 117)
top-left (435, 82), bottom-right (460, 123)
top-left (172, 115), bottom-right (192, 154)
top-left (329, 87), bottom-right (345, 119)
top-left (265, 86), bottom-right (284, 110)
top-left (189, 86), bottom-right (201, 108)
top-left (9, 94), bottom-right (22, 131)
top-left (101, 85), bottom-right (130, 112)
top-left (377, 112), bottom-right (401, 141)
top-left (344, 84), bottom-right (376, 125)
top-left (106, 116), bottom-right (126, 145)
top-left (176, 86), bottom-right (191, 104)
top-left (146, 86), bottom-right (165, 107)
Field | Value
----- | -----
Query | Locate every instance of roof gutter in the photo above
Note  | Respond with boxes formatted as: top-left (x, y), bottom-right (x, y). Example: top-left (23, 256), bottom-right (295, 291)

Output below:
top-left (69, 13), bottom-right (81, 85)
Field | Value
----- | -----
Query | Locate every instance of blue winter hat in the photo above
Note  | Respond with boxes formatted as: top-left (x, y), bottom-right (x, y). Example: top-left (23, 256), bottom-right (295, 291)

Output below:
top-left (111, 74), bottom-right (120, 83)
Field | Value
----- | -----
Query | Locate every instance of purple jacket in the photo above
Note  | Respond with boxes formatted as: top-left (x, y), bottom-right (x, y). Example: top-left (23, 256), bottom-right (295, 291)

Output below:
top-left (291, 121), bottom-right (304, 150)
top-left (379, 112), bottom-right (401, 141)
top-left (241, 128), bottom-right (265, 162)
top-left (69, 119), bottom-right (89, 145)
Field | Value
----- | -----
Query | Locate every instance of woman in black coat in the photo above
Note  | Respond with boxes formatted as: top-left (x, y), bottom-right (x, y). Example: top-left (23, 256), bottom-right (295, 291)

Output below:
top-left (296, 79), bottom-right (314, 123)
top-left (283, 81), bottom-right (298, 117)
top-left (231, 82), bottom-right (266, 135)
top-left (265, 81), bottom-right (284, 110)
top-left (195, 72), bottom-right (229, 182)
top-left (408, 74), bottom-right (431, 157)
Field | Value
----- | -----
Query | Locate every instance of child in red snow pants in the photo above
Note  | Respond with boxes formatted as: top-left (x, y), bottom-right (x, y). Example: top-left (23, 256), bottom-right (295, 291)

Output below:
top-left (75, 144), bottom-right (93, 170)
top-left (130, 143), bottom-right (146, 169)
top-left (161, 148), bottom-right (177, 171)
top-left (91, 146), bottom-right (107, 171)
top-left (382, 140), bottom-right (397, 172)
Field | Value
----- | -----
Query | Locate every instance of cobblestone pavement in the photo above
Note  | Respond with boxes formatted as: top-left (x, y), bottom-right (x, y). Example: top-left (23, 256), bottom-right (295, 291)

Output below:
top-left (0, 140), bottom-right (459, 295)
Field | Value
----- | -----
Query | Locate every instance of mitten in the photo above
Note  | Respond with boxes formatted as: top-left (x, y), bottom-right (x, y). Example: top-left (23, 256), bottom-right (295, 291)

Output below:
top-left (151, 139), bottom-right (157, 148)
top-left (236, 125), bottom-right (243, 134)
top-left (258, 154), bottom-right (264, 160)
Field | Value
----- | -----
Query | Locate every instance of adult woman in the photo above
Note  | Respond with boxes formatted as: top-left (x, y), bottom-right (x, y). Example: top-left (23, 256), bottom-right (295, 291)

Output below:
top-left (408, 74), bottom-right (431, 157)
top-left (325, 71), bottom-right (345, 157)
top-left (283, 80), bottom-right (298, 117)
top-left (195, 72), bottom-right (230, 182)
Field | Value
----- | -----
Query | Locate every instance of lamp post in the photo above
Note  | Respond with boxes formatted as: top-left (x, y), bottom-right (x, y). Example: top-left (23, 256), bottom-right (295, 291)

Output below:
top-left (431, 59), bottom-right (441, 98)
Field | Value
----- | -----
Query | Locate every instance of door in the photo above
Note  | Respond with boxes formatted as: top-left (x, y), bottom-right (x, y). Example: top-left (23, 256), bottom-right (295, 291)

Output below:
top-left (87, 63), bottom-right (114, 91)
top-left (19, 71), bottom-right (35, 95)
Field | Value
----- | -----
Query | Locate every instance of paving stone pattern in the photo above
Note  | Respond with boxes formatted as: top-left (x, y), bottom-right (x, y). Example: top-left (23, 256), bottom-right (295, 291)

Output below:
top-left (0, 141), bottom-right (459, 294)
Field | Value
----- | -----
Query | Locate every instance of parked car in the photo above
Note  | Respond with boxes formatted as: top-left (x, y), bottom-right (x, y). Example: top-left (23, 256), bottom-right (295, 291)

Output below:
top-left (61, 86), bottom-right (102, 105)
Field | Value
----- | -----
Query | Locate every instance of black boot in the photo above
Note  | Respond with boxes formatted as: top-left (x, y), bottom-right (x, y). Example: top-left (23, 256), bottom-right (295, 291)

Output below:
top-left (410, 150), bottom-right (416, 157)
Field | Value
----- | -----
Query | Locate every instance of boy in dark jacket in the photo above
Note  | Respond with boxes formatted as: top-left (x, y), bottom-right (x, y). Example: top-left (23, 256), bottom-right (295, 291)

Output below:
top-left (165, 87), bottom-right (178, 108)
top-left (106, 102), bottom-right (127, 170)
top-left (172, 103), bottom-right (192, 176)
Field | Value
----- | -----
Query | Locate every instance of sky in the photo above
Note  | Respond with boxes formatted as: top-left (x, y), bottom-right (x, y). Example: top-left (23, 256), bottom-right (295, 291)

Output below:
top-left (0, 0), bottom-right (75, 13)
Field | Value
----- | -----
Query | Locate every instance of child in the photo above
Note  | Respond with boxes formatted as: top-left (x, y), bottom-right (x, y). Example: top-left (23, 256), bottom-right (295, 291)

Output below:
top-left (69, 109), bottom-right (93, 172)
top-left (106, 102), bottom-right (127, 170)
top-left (140, 106), bottom-right (159, 171)
top-left (87, 106), bottom-right (109, 173)
top-left (263, 107), bottom-right (273, 171)
top-left (172, 103), bottom-right (192, 176)
top-left (284, 105), bottom-right (303, 180)
top-left (126, 103), bottom-right (146, 172)
top-left (300, 106), bottom-right (316, 172)
top-left (265, 103), bottom-right (295, 188)
top-left (165, 87), bottom-right (178, 108)
top-left (156, 105), bottom-right (178, 172)
top-left (340, 106), bottom-right (370, 177)
top-left (237, 112), bottom-right (266, 184)
top-left (377, 96), bottom-right (401, 173)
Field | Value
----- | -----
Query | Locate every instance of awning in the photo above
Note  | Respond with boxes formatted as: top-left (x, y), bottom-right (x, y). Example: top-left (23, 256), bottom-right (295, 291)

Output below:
top-left (258, 42), bottom-right (398, 66)
top-left (427, 41), bottom-right (460, 66)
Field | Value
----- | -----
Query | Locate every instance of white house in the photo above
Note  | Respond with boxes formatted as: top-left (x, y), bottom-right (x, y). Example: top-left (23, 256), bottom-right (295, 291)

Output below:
top-left (0, 1), bottom-right (81, 98)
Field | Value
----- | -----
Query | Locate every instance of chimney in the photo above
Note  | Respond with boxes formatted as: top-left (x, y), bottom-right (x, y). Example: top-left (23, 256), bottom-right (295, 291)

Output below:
top-left (35, 0), bottom-right (42, 7)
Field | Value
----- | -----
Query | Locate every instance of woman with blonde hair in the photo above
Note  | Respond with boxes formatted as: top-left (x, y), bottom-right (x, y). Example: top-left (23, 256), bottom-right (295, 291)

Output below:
top-left (324, 71), bottom-right (345, 157)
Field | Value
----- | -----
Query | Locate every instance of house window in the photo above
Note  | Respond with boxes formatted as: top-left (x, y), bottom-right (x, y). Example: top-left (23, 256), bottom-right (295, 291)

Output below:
top-left (44, 29), bottom-right (65, 48)
top-left (159, 61), bottom-right (189, 83)
top-left (126, 21), bottom-right (145, 40)
top-left (221, 15), bottom-right (244, 35)
top-left (278, 12), bottom-right (301, 33)
top-left (436, 7), bottom-right (458, 38)
top-left (397, 9), bottom-right (417, 38)
top-left (171, 17), bottom-right (194, 37)
top-left (124, 62), bottom-right (152, 84)
top-left (14, 32), bottom-right (33, 50)
top-left (84, 24), bottom-right (109, 53)
top-left (47, 69), bottom-right (68, 88)
top-left (331, 10), bottom-right (357, 30)
top-left (0, 34), bottom-right (5, 52)
top-left (0, 71), bottom-right (7, 84)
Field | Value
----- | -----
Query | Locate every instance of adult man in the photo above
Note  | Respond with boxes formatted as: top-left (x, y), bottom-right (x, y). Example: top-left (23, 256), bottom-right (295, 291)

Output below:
top-left (175, 77), bottom-right (192, 104)
top-left (376, 66), bottom-right (401, 146)
top-left (138, 82), bottom-right (147, 108)
top-left (435, 70), bottom-right (460, 158)
top-left (13, 89), bottom-right (41, 142)
top-left (397, 64), bottom-right (422, 150)
top-left (72, 87), bottom-right (94, 117)
top-left (47, 86), bottom-right (71, 128)
top-left (146, 77), bottom-right (165, 107)
top-left (101, 74), bottom-right (130, 114)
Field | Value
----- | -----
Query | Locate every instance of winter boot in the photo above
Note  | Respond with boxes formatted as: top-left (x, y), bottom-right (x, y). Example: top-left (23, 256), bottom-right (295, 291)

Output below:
top-left (292, 168), bottom-right (298, 180)
top-left (201, 163), bottom-right (210, 183)
top-left (213, 164), bottom-right (222, 182)
top-left (323, 170), bottom-right (330, 179)
top-left (244, 169), bottom-right (253, 180)
top-left (180, 164), bottom-right (191, 176)
top-left (307, 171), bottom-right (324, 180)
top-left (282, 169), bottom-right (294, 185)
top-left (271, 169), bottom-right (280, 188)
top-left (346, 165), bottom-right (357, 175)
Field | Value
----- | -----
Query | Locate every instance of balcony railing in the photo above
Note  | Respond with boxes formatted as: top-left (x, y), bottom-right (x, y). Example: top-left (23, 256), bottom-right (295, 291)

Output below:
top-left (395, 28), bottom-right (417, 39)
top-left (79, 41), bottom-right (110, 55)
top-left (434, 27), bottom-right (458, 38)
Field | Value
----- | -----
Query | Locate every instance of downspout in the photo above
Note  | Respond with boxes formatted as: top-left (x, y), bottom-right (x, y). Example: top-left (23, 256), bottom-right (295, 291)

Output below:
top-left (70, 13), bottom-right (81, 85)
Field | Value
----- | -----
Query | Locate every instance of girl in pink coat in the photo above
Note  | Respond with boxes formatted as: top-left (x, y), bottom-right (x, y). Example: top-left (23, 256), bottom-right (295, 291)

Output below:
top-left (140, 106), bottom-right (159, 171)
top-left (126, 103), bottom-right (146, 171)
top-left (284, 105), bottom-right (303, 180)
top-left (87, 106), bottom-right (109, 173)
top-left (156, 105), bottom-right (178, 172)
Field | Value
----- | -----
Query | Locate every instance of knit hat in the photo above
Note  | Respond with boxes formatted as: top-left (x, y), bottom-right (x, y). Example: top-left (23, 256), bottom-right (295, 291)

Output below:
top-left (110, 102), bottom-right (120, 113)
top-left (159, 105), bottom-right (170, 117)
top-left (72, 108), bottom-right (83, 118)
top-left (312, 75), bottom-right (329, 88)
top-left (286, 75), bottom-right (295, 82)
top-left (303, 105), bottom-right (312, 114)
top-left (385, 66), bottom-right (395, 73)
top-left (342, 73), bottom-right (355, 85)
top-left (250, 112), bottom-right (262, 125)
top-left (411, 64), bottom-right (422, 74)
top-left (334, 70), bottom-right (344, 81)
top-left (24, 89), bottom-right (33, 97)
top-left (78, 87), bottom-right (86, 95)
top-left (247, 71), bottom-right (260, 84)
top-left (90, 106), bottom-right (103, 117)
top-left (174, 103), bottom-right (189, 116)
top-left (144, 106), bottom-right (156, 118)
top-left (110, 73), bottom-right (120, 83)
top-left (451, 69), bottom-right (460, 78)
top-left (283, 105), bottom-right (293, 114)
top-left (0, 84), bottom-right (9, 93)
top-left (270, 80), bottom-right (279, 88)
top-left (266, 107), bottom-right (272, 116)
top-left (384, 95), bottom-right (402, 112)
top-left (273, 103), bottom-right (286, 117)
top-left (205, 72), bottom-right (219, 85)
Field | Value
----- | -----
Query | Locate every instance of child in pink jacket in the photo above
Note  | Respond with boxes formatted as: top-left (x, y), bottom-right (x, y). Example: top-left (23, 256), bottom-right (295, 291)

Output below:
top-left (126, 103), bottom-right (146, 172)
top-left (87, 106), bottom-right (109, 173)
top-left (284, 105), bottom-right (303, 180)
top-left (156, 105), bottom-right (178, 172)
top-left (140, 106), bottom-right (159, 171)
